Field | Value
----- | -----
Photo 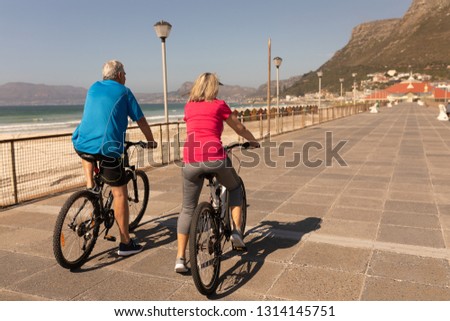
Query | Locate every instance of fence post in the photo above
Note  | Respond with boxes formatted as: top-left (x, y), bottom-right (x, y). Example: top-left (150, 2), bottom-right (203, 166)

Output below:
top-left (239, 115), bottom-right (243, 143)
top-left (292, 109), bottom-right (295, 130)
top-left (175, 123), bottom-right (180, 161)
top-left (10, 141), bottom-right (18, 205)
top-left (259, 112), bottom-right (263, 139)
top-left (159, 125), bottom-right (165, 164)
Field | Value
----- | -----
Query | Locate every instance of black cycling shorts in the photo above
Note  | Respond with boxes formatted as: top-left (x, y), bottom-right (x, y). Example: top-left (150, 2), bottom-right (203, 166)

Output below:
top-left (75, 150), bottom-right (128, 187)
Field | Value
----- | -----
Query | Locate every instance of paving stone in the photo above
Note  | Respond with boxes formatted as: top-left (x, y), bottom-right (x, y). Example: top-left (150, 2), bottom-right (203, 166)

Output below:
top-left (274, 202), bottom-right (330, 217)
top-left (381, 211), bottom-right (441, 229)
top-left (377, 224), bottom-right (445, 248)
top-left (362, 276), bottom-right (450, 300)
top-left (336, 196), bottom-right (384, 210)
top-left (268, 265), bottom-right (364, 300)
top-left (387, 191), bottom-right (435, 203)
top-left (289, 192), bottom-right (338, 206)
top-left (368, 250), bottom-right (450, 286)
top-left (328, 207), bottom-right (382, 223)
top-left (342, 188), bottom-right (387, 199)
top-left (76, 272), bottom-right (181, 300)
top-left (0, 253), bottom-right (55, 288)
top-left (316, 218), bottom-right (379, 240)
top-left (293, 241), bottom-right (371, 273)
top-left (384, 200), bottom-right (438, 215)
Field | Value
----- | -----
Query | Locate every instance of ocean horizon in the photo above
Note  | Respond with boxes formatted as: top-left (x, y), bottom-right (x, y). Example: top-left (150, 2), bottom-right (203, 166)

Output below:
top-left (0, 101), bottom-right (282, 137)
top-left (0, 103), bottom-right (187, 136)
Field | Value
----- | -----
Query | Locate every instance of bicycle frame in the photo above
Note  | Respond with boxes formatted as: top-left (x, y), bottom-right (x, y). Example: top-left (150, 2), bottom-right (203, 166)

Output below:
top-left (206, 142), bottom-right (248, 242)
top-left (81, 142), bottom-right (142, 236)
top-left (208, 177), bottom-right (231, 242)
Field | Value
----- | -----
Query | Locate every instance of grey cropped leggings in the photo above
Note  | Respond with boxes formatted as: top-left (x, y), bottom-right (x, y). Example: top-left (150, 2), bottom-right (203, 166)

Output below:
top-left (177, 158), bottom-right (243, 235)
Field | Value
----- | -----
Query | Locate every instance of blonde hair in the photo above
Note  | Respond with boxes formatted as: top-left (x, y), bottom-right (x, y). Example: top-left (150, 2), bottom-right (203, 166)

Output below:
top-left (102, 60), bottom-right (124, 80)
top-left (188, 72), bottom-right (220, 102)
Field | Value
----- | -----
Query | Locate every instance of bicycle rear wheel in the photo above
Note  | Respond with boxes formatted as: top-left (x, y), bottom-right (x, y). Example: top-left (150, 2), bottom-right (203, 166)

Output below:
top-left (189, 202), bottom-right (220, 295)
top-left (53, 190), bottom-right (100, 269)
top-left (128, 170), bottom-right (150, 231)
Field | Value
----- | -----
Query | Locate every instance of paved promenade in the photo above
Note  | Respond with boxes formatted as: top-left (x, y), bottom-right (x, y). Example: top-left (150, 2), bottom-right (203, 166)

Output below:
top-left (1, 102), bottom-right (450, 301)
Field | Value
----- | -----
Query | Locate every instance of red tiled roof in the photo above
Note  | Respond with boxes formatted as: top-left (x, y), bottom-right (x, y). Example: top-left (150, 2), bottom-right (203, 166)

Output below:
top-left (386, 82), bottom-right (432, 94)
top-left (364, 81), bottom-right (447, 100)
top-left (433, 87), bottom-right (449, 99)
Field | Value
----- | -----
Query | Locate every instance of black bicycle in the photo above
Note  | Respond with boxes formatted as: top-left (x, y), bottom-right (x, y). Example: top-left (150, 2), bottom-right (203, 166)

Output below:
top-left (189, 142), bottom-right (252, 295)
top-left (53, 141), bottom-right (150, 269)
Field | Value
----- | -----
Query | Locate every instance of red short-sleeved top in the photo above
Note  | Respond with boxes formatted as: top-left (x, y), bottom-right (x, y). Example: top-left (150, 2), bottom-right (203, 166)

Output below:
top-left (183, 99), bottom-right (232, 163)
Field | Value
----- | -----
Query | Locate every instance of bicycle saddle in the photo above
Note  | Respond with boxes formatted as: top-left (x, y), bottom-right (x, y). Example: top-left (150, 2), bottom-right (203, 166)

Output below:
top-left (78, 153), bottom-right (97, 163)
top-left (200, 173), bottom-right (216, 180)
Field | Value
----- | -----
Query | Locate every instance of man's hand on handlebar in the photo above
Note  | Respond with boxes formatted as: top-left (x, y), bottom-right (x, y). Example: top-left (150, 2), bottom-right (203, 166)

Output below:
top-left (144, 141), bottom-right (158, 149)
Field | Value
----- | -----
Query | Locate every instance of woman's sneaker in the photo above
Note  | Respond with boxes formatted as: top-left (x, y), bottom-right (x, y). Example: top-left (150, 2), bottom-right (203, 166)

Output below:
top-left (230, 229), bottom-right (247, 251)
top-left (174, 257), bottom-right (189, 273)
top-left (117, 239), bottom-right (143, 256)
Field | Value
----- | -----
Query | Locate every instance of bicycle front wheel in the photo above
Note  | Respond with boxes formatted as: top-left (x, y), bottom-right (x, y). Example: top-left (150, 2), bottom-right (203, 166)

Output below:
top-left (189, 202), bottom-right (221, 295)
top-left (53, 190), bottom-right (100, 269)
top-left (128, 170), bottom-right (150, 231)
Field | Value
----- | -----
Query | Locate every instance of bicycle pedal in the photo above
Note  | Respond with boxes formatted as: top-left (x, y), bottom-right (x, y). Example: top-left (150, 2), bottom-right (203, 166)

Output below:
top-left (104, 235), bottom-right (116, 242)
top-left (232, 245), bottom-right (247, 252)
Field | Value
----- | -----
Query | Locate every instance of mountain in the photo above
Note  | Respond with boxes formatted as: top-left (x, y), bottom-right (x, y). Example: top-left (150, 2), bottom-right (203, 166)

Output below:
top-left (0, 82), bottom-right (260, 106)
top-left (0, 82), bottom-right (87, 106)
top-left (285, 0), bottom-right (450, 95)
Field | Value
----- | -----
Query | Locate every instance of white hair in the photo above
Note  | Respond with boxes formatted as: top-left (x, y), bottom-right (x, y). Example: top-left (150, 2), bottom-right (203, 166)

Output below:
top-left (102, 60), bottom-right (124, 80)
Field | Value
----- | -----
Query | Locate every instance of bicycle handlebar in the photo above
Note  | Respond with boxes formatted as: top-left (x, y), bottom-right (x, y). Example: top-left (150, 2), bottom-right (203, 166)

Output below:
top-left (125, 141), bottom-right (158, 150)
top-left (224, 141), bottom-right (259, 151)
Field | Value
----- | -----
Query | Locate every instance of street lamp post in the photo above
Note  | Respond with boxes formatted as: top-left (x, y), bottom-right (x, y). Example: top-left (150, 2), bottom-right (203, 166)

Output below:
top-left (317, 71), bottom-right (323, 109)
top-left (273, 57), bottom-right (282, 133)
top-left (339, 78), bottom-right (344, 103)
top-left (154, 20), bottom-right (172, 163)
top-left (352, 73), bottom-right (357, 106)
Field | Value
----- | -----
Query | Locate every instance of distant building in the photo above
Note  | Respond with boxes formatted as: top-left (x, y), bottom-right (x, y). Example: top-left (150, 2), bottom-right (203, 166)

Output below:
top-left (365, 79), bottom-right (448, 102)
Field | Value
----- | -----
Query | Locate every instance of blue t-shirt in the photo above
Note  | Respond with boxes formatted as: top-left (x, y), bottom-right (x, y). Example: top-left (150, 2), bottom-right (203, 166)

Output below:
top-left (72, 80), bottom-right (144, 157)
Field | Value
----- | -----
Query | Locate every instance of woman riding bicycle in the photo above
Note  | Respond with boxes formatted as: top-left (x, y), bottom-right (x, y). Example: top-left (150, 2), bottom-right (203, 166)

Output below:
top-left (175, 72), bottom-right (259, 273)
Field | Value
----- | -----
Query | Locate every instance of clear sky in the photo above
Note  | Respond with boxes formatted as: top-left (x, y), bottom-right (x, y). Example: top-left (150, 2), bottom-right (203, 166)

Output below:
top-left (0, 0), bottom-right (412, 93)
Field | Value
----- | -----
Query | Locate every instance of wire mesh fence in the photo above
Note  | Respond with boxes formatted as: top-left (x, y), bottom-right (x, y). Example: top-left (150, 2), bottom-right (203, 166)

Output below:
top-left (0, 104), bottom-right (367, 207)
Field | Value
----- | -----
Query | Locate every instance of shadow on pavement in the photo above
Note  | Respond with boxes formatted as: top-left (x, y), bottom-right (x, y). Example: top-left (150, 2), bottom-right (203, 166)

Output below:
top-left (209, 217), bottom-right (322, 299)
top-left (70, 212), bottom-right (178, 273)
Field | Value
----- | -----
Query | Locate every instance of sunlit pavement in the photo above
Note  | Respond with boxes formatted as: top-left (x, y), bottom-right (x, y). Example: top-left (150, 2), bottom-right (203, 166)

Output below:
top-left (1, 102), bottom-right (449, 301)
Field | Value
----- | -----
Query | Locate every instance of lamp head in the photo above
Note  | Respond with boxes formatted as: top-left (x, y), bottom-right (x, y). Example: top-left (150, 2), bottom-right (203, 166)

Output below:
top-left (154, 20), bottom-right (172, 40)
top-left (273, 57), bottom-right (283, 68)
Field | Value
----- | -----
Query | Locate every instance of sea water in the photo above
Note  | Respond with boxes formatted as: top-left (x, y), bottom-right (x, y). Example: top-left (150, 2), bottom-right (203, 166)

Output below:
top-left (0, 103), bottom-right (186, 136)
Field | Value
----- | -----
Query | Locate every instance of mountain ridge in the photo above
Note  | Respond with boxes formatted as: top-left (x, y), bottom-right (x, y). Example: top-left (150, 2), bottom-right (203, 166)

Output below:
top-left (285, 0), bottom-right (450, 95)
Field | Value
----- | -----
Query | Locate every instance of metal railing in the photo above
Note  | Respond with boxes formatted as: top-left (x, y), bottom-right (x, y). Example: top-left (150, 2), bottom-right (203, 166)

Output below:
top-left (0, 103), bottom-right (368, 207)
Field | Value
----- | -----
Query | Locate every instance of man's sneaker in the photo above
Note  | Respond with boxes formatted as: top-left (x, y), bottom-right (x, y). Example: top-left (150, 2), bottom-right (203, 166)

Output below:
top-left (230, 229), bottom-right (246, 251)
top-left (117, 239), bottom-right (143, 256)
top-left (174, 257), bottom-right (189, 273)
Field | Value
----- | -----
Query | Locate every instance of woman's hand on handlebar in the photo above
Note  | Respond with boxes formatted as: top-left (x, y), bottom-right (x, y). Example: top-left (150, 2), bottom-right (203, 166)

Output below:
top-left (248, 141), bottom-right (260, 149)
